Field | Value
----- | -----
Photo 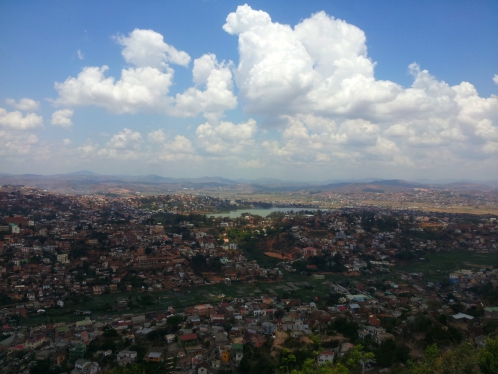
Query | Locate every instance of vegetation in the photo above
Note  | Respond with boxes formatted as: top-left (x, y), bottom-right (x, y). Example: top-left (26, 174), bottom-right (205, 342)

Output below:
top-left (407, 338), bottom-right (498, 374)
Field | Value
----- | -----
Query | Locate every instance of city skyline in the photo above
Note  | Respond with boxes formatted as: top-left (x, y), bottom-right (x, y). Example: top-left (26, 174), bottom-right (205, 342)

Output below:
top-left (1, 1), bottom-right (498, 181)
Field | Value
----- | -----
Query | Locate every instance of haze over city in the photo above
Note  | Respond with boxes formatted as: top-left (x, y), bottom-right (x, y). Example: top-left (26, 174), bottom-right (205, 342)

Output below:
top-left (1, 1), bottom-right (497, 181)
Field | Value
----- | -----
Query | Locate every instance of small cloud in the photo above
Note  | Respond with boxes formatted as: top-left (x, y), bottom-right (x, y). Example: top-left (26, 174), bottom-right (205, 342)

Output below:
top-left (0, 108), bottom-right (43, 130)
top-left (242, 159), bottom-right (261, 168)
top-left (63, 138), bottom-right (72, 146)
top-left (51, 109), bottom-right (74, 128)
top-left (148, 129), bottom-right (167, 143)
top-left (493, 74), bottom-right (498, 85)
top-left (77, 49), bottom-right (84, 60)
top-left (483, 141), bottom-right (498, 154)
top-left (5, 98), bottom-right (40, 111)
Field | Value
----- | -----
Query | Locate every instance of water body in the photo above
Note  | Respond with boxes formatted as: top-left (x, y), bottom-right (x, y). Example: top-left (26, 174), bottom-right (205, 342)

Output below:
top-left (209, 207), bottom-right (323, 218)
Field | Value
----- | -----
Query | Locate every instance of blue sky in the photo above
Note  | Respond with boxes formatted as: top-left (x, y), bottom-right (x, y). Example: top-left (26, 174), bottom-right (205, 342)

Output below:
top-left (1, 1), bottom-right (497, 180)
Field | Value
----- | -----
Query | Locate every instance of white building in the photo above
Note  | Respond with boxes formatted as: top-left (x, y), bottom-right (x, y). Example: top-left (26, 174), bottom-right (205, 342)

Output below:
top-left (117, 350), bottom-right (138, 366)
top-left (57, 253), bottom-right (70, 264)
top-left (317, 351), bottom-right (335, 366)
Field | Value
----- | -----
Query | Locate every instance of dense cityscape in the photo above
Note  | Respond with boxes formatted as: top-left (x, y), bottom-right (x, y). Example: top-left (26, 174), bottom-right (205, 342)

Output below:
top-left (0, 185), bottom-right (497, 374)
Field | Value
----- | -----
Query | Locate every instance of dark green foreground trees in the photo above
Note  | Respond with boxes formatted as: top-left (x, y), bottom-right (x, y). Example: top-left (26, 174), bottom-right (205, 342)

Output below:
top-left (408, 337), bottom-right (498, 374)
top-left (103, 337), bottom-right (498, 374)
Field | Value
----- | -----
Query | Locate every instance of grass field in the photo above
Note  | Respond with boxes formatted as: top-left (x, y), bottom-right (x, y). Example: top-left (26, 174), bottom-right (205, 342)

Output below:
top-left (21, 274), bottom-right (341, 326)
top-left (398, 250), bottom-right (498, 282)
top-left (21, 249), bottom-right (498, 327)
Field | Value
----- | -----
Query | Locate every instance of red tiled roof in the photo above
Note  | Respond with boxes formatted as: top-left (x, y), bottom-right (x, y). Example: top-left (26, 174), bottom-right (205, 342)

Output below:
top-left (5, 217), bottom-right (29, 224)
top-left (180, 333), bottom-right (198, 341)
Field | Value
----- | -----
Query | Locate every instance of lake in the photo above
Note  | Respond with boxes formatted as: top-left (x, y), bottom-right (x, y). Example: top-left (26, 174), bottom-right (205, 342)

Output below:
top-left (209, 207), bottom-right (323, 218)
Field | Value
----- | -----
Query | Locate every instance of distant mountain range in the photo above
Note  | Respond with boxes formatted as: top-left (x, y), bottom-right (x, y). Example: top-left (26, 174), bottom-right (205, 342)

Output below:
top-left (0, 171), bottom-right (497, 193)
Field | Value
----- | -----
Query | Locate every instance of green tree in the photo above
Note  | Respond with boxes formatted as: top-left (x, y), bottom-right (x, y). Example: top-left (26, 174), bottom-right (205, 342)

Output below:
top-left (408, 344), bottom-right (441, 374)
top-left (439, 342), bottom-right (480, 374)
top-left (291, 358), bottom-right (327, 374)
top-left (332, 318), bottom-right (359, 340)
top-left (103, 328), bottom-right (119, 338)
top-left (375, 339), bottom-right (410, 368)
top-left (167, 315), bottom-right (183, 331)
top-left (339, 344), bottom-right (375, 374)
top-left (479, 337), bottom-right (498, 374)
top-left (280, 348), bottom-right (297, 373)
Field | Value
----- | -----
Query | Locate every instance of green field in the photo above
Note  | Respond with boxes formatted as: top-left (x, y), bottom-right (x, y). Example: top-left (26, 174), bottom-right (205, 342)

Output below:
top-left (21, 249), bottom-right (498, 326)
top-left (399, 250), bottom-right (498, 281)
top-left (21, 275), bottom-right (338, 326)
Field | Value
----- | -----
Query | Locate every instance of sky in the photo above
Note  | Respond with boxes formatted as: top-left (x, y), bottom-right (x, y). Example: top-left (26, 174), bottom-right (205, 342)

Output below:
top-left (1, 0), bottom-right (497, 181)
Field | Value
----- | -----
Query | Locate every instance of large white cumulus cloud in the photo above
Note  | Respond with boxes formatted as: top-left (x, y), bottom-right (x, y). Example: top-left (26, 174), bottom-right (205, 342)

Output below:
top-left (223, 5), bottom-right (392, 116)
top-left (54, 65), bottom-right (175, 114)
top-left (54, 29), bottom-right (236, 120)
top-left (173, 54), bottom-right (237, 121)
top-left (222, 5), bottom-right (498, 170)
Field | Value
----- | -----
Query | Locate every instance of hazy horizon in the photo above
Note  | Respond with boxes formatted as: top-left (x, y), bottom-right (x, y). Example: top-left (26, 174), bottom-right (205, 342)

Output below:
top-left (1, 169), bottom-right (498, 186)
top-left (1, 1), bottom-right (497, 180)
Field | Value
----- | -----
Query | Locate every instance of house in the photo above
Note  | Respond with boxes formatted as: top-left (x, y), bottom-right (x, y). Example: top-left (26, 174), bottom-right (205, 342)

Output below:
top-left (349, 303), bottom-right (360, 313)
top-left (334, 343), bottom-right (352, 357)
top-left (165, 334), bottom-right (176, 343)
top-left (221, 347), bottom-right (230, 362)
top-left (233, 344), bottom-right (244, 363)
top-left (282, 320), bottom-right (306, 332)
top-left (374, 332), bottom-right (395, 345)
top-left (262, 321), bottom-right (276, 334)
top-left (368, 315), bottom-right (381, 326)
top-left (197, 361), bottom-right (210, 374)
top-left (75, 359), bottom-right (91, 371)
top-left (93, 285), bottom-right (106, 295)
top-left (451, 313), bottom-right (474, 323)
top-left (317, 351), bottom-right (335, 366)
top-left (359, 326), bottom-right (382, 339)
top-left (193, 304), bottom-right (213, 316)
top-left (210, 314), bottom-right (225, 325)
top-left (80, 362), bottom-right (100, 374)
top-left (215, 332), bottom-right (228, 346)
top-left (25, 335), bottom-right (46, 349)
top-left (146, 350), bottom-right (163, 362)
top-left (69, 343), bottom-right (87, 362)
top-left (117, 350), bottom-right (137, 366)
top-left (5, 216), bottom-right (32, 227)
top-left (179, 333), bottom-right (199, 347)
top-left (57, 253), bottom-right (69, 264)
